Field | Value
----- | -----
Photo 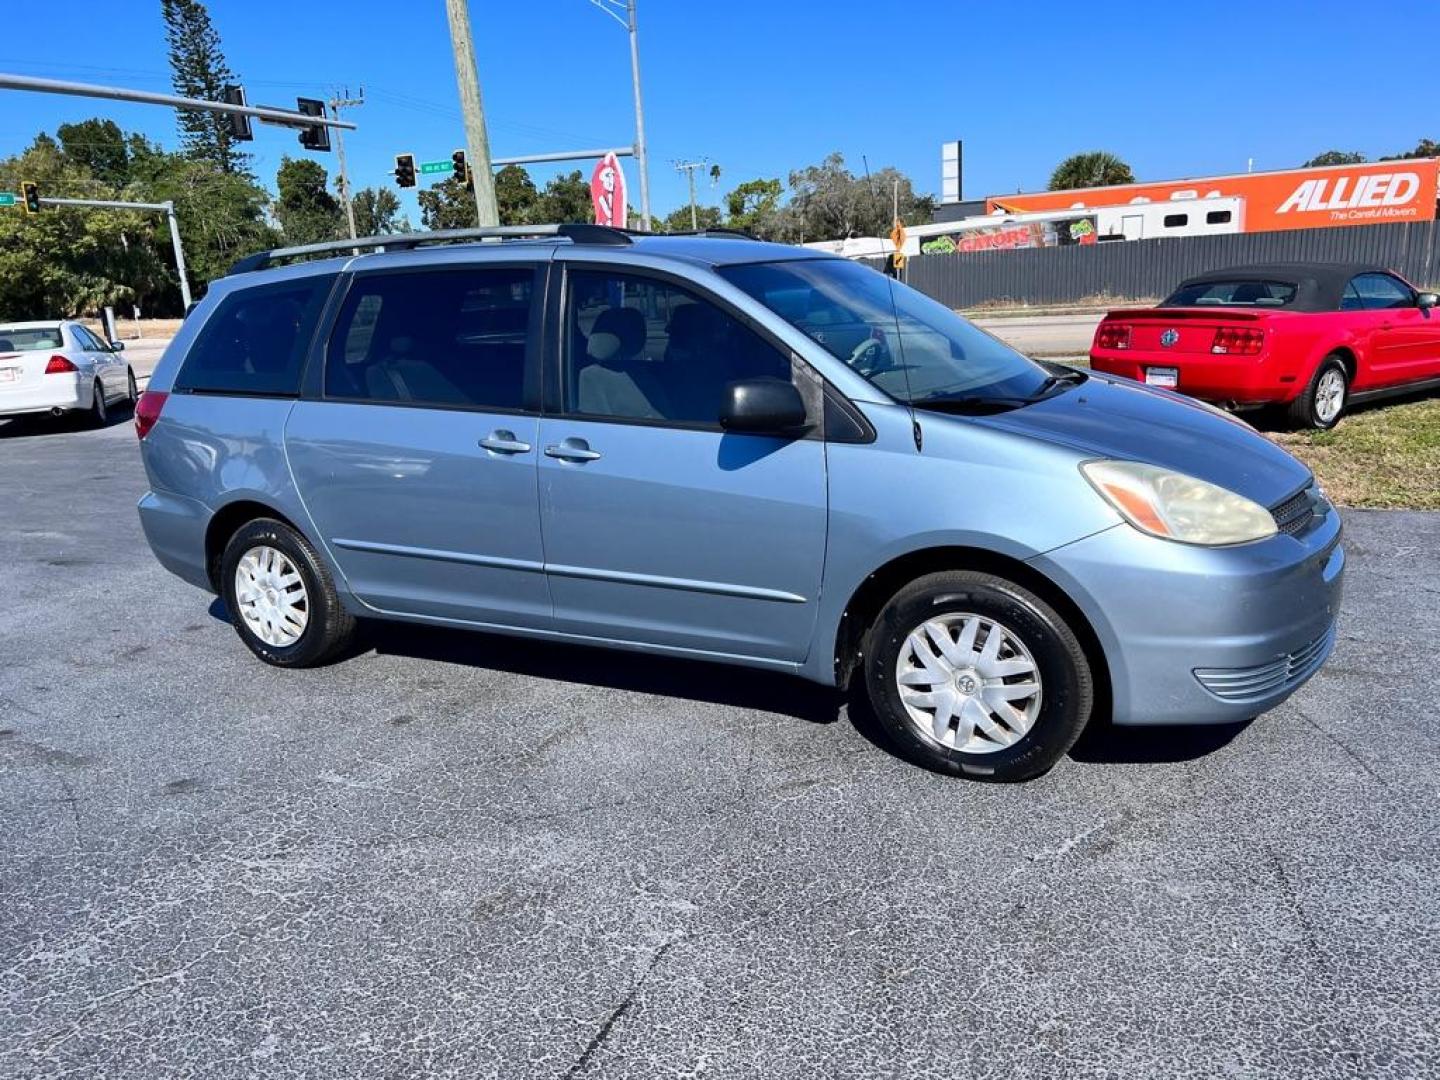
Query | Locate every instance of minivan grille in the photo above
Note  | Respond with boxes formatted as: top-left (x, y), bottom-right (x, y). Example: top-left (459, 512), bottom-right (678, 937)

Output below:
top-left (1193, 623), bottom-right (1336, 702)
top-left (1270, 486), bottom-right (1316, 537)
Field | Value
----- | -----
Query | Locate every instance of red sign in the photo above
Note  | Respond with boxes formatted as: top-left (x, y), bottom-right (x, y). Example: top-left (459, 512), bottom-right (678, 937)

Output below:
top-left (590, 152), bottom-right (627, 228)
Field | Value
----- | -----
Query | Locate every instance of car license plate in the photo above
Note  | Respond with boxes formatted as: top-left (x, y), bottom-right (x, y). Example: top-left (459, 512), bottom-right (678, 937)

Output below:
top-left (1144, 367), bottom-right (1178, 388)
top-left (0, 367), bottom-right (19, 383)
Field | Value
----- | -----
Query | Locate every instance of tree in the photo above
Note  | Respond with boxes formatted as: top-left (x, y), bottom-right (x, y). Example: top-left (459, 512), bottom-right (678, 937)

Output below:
top-left (534, 170), bottom-right (592, 223)
top-left (1048, 151), bottom-right (1135, 191)
top-left (775, 153), bottom-right (933, 242)
top-left (724, 178), bottom-right (782, 237)
top-left (1381, 139), bottom-right (1440, 161)
top-left (660, 204), bottom-right (722, 232)
top-left (0, 135), bottom-right (166, 319)
top-left (417, 176), bottom-right (477, 230)
top-left (1303, 150), bottom-right (1367, 168)
top-left (495, 164), bottom-right (539, 224)
top-left (161, 0), bottom-right (247, 174)
top-left (351, 187), bottom-right (404, 236)
top-left (56, 119), bottom-right (130, 185)
top-left (274, 157), bottom-right (342, 245)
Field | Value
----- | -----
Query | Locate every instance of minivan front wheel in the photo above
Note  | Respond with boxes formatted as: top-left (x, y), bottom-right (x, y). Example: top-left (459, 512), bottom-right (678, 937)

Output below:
top-left (220, 518), bottom-right (356, 667)
top-left (862, 571), bottom-right (1093, 782)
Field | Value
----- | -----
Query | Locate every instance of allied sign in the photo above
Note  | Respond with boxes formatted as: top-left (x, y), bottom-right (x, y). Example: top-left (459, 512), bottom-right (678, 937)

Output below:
top-left (590, 151), bottom-right (627, 228)
top-left (0, 193), bottom-right (15, 207)
top-left (420, 159), bottom-right (454, 176)
top-left (987, 159), bottom-right (1440, 233)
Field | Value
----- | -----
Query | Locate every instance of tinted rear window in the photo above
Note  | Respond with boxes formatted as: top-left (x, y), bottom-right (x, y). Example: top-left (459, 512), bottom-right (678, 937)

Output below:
top-left (1164, 280), bottom-right (1298, 307)
top-left (175, 276), bottom-right (335, 396)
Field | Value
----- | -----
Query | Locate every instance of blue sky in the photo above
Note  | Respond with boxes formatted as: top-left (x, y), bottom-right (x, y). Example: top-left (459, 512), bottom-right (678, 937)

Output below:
top-left (2, 0), bottom-right (1437, 224)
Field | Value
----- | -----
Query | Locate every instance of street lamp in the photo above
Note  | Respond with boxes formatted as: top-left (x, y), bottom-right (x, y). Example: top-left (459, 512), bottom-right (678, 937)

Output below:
top-left (588, 0), bottom-right (652, 231)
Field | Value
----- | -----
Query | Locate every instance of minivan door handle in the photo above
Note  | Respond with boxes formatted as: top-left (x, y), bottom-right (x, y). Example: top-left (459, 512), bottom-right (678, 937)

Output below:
top-left (479, 430), bottom-right (532, 455)
top-left (544, 438), bottom-right (602, 463)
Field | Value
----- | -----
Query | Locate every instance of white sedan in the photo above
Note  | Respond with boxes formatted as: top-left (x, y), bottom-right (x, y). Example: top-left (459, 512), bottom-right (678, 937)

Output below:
top-left (0, 320), bottom-right (137, 426)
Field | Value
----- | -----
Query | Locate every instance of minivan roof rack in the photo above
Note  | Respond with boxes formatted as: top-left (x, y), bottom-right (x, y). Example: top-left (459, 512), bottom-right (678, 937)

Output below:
top-left (657, 228), bottom-right (754, 239)
top-left (228, 222), bottom-right (632, 275)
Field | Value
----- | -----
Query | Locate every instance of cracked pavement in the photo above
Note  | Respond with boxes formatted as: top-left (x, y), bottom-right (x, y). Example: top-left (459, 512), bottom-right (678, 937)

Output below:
top-left (1, 416), bottom-right (1437, 1079)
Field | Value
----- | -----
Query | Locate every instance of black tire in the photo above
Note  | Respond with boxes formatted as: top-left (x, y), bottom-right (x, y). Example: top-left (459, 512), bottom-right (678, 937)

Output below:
top-left (125, 368), bottom-right (138, 404)
top-left (1287, 355), bottom-right (1347, 430)
top-left (219, 517), bottom-right (357, 668)
top-left (89, 380), bottom-right (108, 427)
top-left (861, 571), bottom-right (1093, 782)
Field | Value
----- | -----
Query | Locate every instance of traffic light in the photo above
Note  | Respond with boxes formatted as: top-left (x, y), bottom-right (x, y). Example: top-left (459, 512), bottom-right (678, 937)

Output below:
top-left (223, 85), bottom-right (253, 141)
top-left (21, 181), bottom-right (40, 215)
top-left (452, 149), bottom-right (468, 185)
top-left (394, 153), bottom-right (416, 189)
top-left (295, 97), bottom-right (330, 152)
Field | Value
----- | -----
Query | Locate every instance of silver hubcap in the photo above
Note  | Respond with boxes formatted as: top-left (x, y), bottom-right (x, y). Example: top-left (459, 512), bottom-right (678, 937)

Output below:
top-left (895, 613), bottom-right (1043, 754)
top-left (1315, 369), bottom-right (1345, 423)
top-left (234, 545), bottom-right (309, 648)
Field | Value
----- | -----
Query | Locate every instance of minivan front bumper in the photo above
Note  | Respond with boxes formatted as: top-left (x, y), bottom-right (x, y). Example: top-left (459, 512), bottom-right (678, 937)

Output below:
top-left (1029, 504), bottom-right (1343, 726)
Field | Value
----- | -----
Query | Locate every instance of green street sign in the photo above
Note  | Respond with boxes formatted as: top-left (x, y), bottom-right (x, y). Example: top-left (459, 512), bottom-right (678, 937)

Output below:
top-left (0, 193), bottom-right (15, 207)
top-left (419, 160), bottom-right (453, 176)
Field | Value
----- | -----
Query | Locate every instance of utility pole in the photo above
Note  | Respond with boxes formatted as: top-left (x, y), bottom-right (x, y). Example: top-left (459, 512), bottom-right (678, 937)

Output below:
top-left (588, 0), bottom-right (652, 231)
top-left (329, 89), bottom-right (364, 240)
top-left (444, 0), bottom-right (498, 226)
top-left (673, 160), bottom-right (707, 229)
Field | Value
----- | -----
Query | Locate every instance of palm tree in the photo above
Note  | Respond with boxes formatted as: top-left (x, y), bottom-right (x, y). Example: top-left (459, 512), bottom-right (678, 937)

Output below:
top-left (1048, 152), bottom-right (1136, 191)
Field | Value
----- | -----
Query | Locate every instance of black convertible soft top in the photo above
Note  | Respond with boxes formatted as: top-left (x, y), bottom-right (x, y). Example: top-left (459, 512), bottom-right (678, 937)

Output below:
top-left (1168, 262), bottom-right (1399, 312)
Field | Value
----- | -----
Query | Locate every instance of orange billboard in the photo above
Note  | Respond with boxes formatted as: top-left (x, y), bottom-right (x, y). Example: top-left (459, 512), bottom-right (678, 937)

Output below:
top-left (987, 159), bottom-right (1440, 233)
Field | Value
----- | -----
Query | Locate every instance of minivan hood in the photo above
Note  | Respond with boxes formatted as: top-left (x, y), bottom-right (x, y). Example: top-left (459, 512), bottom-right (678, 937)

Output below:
top-left (958, 373), bottom-right (1311, 507)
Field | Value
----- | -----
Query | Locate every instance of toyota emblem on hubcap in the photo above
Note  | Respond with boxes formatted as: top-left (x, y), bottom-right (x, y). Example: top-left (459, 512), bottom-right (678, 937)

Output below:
top-left (1160, 328), bottom-right (1180, 348)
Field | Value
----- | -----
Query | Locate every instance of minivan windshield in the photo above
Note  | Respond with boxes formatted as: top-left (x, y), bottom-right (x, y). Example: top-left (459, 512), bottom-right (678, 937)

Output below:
top-left (719, 258), bottom-right (1053, 405)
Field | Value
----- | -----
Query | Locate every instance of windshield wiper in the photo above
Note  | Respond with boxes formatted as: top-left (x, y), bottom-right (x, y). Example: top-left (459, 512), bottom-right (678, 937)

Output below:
top-left (1034, 367), bottom-right (1087, 396)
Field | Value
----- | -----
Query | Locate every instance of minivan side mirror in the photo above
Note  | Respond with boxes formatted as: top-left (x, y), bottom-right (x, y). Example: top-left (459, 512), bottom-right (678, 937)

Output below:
top-left (719, 378), bottom-right (810, 435)
top-left (1418, 291), bottom-right (1438, 311)
top-left (109, 340), bottom-right (125, 351)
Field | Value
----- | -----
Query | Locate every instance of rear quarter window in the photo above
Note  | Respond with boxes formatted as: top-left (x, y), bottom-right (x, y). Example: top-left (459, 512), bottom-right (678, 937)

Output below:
top-left (174, 276), bottom-right (335, 396)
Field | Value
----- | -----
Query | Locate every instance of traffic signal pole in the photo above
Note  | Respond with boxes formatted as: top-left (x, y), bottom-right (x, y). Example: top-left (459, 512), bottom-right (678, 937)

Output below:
top-left (40, 196), bottom-right (193, 310)
top-left (0, 73), bottom-right (356, 134)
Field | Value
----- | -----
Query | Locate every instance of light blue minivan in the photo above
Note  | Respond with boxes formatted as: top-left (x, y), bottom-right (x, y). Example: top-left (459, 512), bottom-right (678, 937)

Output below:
top-left (135, 225), bottom-right (1343, 781)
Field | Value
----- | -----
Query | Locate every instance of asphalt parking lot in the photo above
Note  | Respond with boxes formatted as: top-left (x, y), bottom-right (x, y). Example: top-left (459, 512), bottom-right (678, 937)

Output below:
top-left (2, 413), bottom-right (1438, 1080)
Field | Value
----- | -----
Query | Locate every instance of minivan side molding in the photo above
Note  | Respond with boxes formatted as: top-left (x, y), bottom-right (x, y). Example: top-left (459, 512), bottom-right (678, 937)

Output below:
top-left (330, 537), bottom-right (808, 604)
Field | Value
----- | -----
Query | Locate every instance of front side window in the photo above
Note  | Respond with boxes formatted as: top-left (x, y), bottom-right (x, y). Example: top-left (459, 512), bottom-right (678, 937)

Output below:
top-left (720, 258), bottom-right (1049, 404)
top-left (176, 277), bottom-right (334, 396)
top-left (1340, 282), bottom-right (1365, 311)
top-left (326, 267), bottom-right (535, 411)
top-left (1350, 273), bottom-right (1414, 311)
top-left (564, 269), bottom-right (790, 425)
top-left (1165, 280), bottom-right (1298, 307)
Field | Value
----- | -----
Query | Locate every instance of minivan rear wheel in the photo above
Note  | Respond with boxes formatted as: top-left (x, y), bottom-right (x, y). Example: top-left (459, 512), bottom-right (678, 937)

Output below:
top-left (220, 518), bottom-right (356, 667)
top-left (861, 571), bottom-right (1093, 782)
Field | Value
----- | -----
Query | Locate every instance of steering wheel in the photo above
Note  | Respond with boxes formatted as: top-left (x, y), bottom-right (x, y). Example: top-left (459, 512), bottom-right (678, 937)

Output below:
top-left (848, 336), bottom-right (890, 376)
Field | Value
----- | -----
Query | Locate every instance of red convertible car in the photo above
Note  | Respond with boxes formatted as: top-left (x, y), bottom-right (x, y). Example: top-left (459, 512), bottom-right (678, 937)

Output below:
top-left (1089, 262), bottom-right (1440, 428)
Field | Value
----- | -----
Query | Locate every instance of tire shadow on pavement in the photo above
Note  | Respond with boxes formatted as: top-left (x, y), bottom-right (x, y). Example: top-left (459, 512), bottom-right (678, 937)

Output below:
top-left (1068, 716), bottom-right (1251, 765)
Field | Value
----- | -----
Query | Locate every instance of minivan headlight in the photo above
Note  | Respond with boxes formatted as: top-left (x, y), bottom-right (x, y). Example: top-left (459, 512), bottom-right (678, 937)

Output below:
top-left (1081, 460), bottom-right (1277, 546)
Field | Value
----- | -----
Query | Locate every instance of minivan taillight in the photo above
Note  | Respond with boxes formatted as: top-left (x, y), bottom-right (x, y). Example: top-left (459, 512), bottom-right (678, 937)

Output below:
top-left (1211, 326), bottom-right (1264, 355)
top-left (1095, 323), bottom-right (1131, 350)
top-left (45, 355), bottom-right (77, 374)
top-left (134, 390), bottom-right (168, 440)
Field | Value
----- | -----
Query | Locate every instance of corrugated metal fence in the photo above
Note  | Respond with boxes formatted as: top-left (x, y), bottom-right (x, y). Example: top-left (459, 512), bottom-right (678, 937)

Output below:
top-left (901, 220), bottom-right (1440, 308)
